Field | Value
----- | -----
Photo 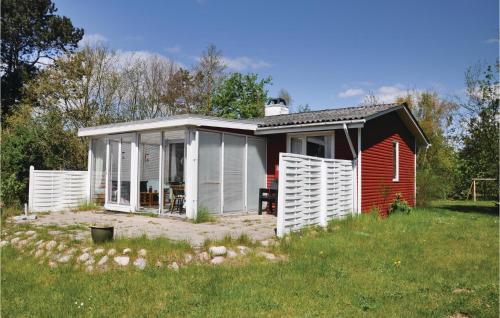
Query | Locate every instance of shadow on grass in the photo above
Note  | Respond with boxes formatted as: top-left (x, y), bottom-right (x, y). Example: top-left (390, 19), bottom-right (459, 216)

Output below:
top-left (434, 201), bottom-right (499, 216)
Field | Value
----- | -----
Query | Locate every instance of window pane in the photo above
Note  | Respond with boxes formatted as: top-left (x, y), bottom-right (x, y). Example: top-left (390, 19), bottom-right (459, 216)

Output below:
top-left (169, 143), bottom-right (184, 183)
top-left (109, 140), bottom-right (119, 203)
top-left (91, 138), bottom-right (106, 205)
top-left (290, 137), bottom-right (302, 154)
top-left (139, 132), bottom-right (161, 210)
top-left (120, 138), bottom-right (131, 205)
top-left (306, 136), bottom-right (326, 158)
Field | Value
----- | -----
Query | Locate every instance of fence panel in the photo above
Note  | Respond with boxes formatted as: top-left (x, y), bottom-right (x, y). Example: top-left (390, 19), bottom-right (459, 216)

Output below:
top-left (28, 166), bottom-right (88, 212)
top-left (276, 153), bottom-right (354, 237)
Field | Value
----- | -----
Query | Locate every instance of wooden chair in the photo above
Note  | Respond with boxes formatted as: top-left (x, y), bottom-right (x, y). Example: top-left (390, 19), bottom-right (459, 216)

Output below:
top-left (258, 180), bottom-right (278, 215)
top-left (170, 184), bottom-right (185, 213)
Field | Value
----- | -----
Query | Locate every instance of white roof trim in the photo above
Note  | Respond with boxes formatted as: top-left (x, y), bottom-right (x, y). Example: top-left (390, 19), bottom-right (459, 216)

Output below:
top-left (255, 119), bottom-right (365, 135)
top-left (78, 117), bottom-right (258, 137)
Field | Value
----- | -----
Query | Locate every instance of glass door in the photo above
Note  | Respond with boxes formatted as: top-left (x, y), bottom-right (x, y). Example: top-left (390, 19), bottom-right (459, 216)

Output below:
top-left (107, 134), bottom-right (133, 207)
top-left (162, 138), bottom-right (185, 212)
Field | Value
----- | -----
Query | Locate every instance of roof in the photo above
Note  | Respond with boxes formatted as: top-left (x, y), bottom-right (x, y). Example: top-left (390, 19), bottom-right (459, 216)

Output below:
top-left (78, 103), bottom-right (429, 146)
top-left (255, 103), bottom-right (400, 127)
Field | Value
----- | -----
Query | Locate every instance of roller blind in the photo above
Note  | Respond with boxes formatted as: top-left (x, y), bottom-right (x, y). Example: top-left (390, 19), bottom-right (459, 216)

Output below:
top-left (223, 134), bottom-right (246, 213)
top-left (198, 131), bottom-right (222, 214)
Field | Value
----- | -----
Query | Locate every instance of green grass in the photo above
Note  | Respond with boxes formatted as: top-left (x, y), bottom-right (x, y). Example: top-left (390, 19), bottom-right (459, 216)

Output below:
top-left (192, 206), bottom-right (216, 223)
top-left (1, 200), bottom-right (498, 317)
top-left (73, 201), bottom-right (103, 212)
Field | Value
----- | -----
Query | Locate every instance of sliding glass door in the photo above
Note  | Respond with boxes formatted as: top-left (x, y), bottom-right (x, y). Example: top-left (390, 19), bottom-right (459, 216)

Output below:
top-left (107, 134), bottom-right (133, 207)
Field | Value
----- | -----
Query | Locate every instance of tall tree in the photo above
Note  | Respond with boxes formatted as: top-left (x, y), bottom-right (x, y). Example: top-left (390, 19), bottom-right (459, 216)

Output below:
top-left (211, 73), bottom-right (272, 119)
top-left (1, 0), bottom-right (83, 119)
top-left (456, 62), bottom-right (499, 199)
top-left (396, 91), bottom-right (458, 204)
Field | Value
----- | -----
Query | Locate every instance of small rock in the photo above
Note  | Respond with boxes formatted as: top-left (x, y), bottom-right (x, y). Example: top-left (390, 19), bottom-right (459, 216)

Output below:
top-left (35, 249), bottom-right (45, 258)
top-left (45, 240), bottom-right (57, 251)
top-left (133, 257), bottom-right (147, 270)
top-left (122, 248), bottom-right (132, 254)
top-left (107, 248), bottom-right (116, 256)
top-left (35, 240), bottom-right (44, 246)
top-left (26, 230), bottom-right (36, 236)
top-left (209, 246), bottom-right (227, 256)
top-left (86, 265), bottom-right (94, 273)
top-left (77, 253), bottom-right (91, 263)
top-left (114, 256), bottom-right (130, 266)
top-left (97, 255), bottom-right (109, 266)
top-left (198, 251), bottom-right (210, 261)
top-left (85, 257), bottom-right (95, 265)
top-left (138, 249), bottom-right (147, 257)
top-left (210, 256), bottom-right (225, 265)
top-left (452, 288), bottom-right (472, 294)
top-left (81, 247), bottom-right (92, 253)
top-left (14, 231), bottom-right (24, 236)
top-left (168, 262), bottom-right (179, 271)
top-left (237, 246), bottom-right (251, 255)
top-left (57, 243), bottom-right (66, 252)
top-left (66, 248), bottom-right (77, 255)
top-left (18, 239), bottom-right (29, 248)
top-left (258, 251), bottom-right (277, 261)
top-left (10, 237), bottom-right (20, 244)
top-left (155, 260), bottom-right (163, 268)
top-left (184, 253), bottom-right (193, 263)
top-left (48, 261), bottom-right (57, 268)
top-left (226, 249), bottom-right (238, 258)
top-left (58, 255), bottom-right (72, 263)
top-left (93, 248), bottom-right (105, 255)
top-left (0, 240), bottom-right (9, 248)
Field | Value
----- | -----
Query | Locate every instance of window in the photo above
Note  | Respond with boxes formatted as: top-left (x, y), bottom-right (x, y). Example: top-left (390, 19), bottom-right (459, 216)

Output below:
top-left (392, 141), bottom-right (399, 182)
top-left (288, 134), bottom-right (333, 158)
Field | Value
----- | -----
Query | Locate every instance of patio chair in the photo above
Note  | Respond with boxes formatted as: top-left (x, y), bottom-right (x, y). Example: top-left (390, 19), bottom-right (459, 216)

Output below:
top-left (258, 180), bottom-right (278, 215)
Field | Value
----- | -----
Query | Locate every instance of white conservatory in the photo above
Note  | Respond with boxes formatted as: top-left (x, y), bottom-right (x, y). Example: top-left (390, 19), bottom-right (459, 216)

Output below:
top-left (78, 115), bottom-right (267, 219)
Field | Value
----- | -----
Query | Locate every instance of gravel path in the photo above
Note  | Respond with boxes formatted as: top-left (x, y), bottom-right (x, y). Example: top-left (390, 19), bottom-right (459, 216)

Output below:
top-left (28, 211), bottom-right (276, 246)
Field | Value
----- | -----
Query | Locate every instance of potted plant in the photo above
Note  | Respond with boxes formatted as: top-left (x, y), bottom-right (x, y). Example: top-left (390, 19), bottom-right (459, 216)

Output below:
top-left (90, 224), bottom-right (114, 243)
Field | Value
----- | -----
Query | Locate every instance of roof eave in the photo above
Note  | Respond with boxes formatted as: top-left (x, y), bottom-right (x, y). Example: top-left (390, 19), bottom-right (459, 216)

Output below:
top-left (254, 119), bottom-right (366, 135)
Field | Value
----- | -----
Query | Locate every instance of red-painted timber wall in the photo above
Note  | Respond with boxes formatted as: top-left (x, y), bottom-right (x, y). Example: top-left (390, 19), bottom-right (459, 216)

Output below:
top-left (266, 133), bottom-right (286, 187)
top-left (361, 112), bottom-right (415, 215)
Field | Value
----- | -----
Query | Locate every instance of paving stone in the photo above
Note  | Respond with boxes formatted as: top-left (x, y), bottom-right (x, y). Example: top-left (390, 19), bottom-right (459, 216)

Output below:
top-left (209, 246), bottom-right (227, 256)
top-left (133, 257), bottom-right (147, 270)
top-left (97, 255), bottom-right (109, 266)
top-left (114, 256), bottom-right (130, 266)
top-left (210, 256), bottom-right (225, 265)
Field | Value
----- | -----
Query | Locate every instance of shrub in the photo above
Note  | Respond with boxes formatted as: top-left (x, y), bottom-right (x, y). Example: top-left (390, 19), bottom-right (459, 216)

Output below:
top-left (193, 206), bottom-right (216, 223)
top-left (389, 193), bottom-right (411, 214)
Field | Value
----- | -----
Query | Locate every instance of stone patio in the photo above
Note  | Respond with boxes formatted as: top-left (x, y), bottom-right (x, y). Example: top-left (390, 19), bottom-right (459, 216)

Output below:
top-left (25, 211), bottom-right (276, 246)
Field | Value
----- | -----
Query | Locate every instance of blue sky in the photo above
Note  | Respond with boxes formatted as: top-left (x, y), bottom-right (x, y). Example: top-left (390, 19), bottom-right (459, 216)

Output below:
top-left (56, 0), bottom-right (498, 110)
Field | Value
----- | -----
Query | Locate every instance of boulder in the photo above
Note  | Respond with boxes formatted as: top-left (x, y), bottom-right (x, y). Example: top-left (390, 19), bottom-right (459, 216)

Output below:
top-left (210, 256), bottom-right (225, 265)
top-left (114, 256), bottom-right (130, 266)
top-left (209, 246), bottom-right (227, 256)
top-left (133, 257), bottom-right (147, 270)
top-left (97, 255), bottom-right (109, 266)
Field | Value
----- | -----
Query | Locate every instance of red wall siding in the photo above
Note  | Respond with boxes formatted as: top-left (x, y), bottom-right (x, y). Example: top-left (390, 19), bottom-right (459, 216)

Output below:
top-left (335, 128), bottom-right (358, 160)
top-left (266, 133), bottom-right (286, 187)
top-left (361, 112), bottom-right (415, 215)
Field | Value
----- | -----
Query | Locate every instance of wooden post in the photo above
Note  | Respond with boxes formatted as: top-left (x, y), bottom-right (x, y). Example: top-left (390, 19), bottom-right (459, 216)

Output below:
top-left (473, 180), bottom-right (476, 202)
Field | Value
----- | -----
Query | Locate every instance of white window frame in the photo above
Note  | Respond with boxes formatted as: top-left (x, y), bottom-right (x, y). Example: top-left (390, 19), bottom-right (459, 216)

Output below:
top-left (286, 132), bottom-right (335, 159)
top-left (392, 141), bottom-right (399, 182)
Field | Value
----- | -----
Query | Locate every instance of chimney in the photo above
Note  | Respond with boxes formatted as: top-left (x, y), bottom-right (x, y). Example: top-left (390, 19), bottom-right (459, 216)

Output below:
top-left (265, 98), bottom-right (289, 116)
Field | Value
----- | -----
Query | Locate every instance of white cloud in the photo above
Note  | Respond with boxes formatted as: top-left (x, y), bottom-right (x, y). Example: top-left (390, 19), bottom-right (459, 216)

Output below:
top-left (366, 84), bottom-right (412, 103)
top-left (79, 33), bottom-right (108, 47)
top-left (484, 38), bottom-right (499, 44)
top-left (221, 56), bottom-right (271, 71)
top-left (165, 45), bottom-right (182, 53)
top-left (339, 88), bottom-right (365, 98)
top-left (114, 49), bottom-right (186, 69)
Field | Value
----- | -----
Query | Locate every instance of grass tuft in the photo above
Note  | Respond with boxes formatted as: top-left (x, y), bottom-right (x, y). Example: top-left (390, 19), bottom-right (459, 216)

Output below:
top-left (192, 206), bottom-right (216, 224)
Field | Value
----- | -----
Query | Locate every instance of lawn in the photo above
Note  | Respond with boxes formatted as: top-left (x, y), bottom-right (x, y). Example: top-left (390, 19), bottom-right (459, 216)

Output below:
top-left (1, 201), bottom-right (498, 317)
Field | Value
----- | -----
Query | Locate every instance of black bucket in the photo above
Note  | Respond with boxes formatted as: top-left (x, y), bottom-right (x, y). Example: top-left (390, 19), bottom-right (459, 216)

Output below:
top-left (90, 226), bottom-right (114, 243)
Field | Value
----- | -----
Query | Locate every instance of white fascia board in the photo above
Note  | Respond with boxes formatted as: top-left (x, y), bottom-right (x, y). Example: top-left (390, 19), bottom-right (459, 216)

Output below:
top-left (78, 117), bottom-right (258, 137)
top-left (254, 120), bottom-right (365, 135)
